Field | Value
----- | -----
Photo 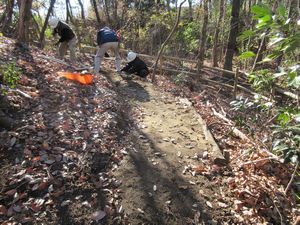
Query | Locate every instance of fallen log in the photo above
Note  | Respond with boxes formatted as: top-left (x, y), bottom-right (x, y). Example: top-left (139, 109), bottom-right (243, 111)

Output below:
top-left (212, 108), bottom-right (249, 141)
top-left (195, 114), bottom-right (227, 166)
top-left (162, 67), bottom-right (271, 101)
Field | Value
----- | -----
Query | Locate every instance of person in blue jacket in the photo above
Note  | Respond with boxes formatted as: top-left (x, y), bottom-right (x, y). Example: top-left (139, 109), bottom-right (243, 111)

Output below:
top-left (94, 26), bottom-right (121, 75)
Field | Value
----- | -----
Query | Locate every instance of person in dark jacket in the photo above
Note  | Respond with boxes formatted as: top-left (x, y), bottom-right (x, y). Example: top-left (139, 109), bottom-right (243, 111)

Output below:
top-left (94, 26), bottom-right (121, 75)
top-left (49, 17), bottom-right (77, 63)
top-left (121, 51), bottom-right (149, 78)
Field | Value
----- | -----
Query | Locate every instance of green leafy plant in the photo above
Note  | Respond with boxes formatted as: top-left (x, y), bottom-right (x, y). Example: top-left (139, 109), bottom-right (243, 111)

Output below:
top-left (238, 4), bottom-right (299, 163)
top-left (248, 69), bottom-right (275, 93)
top-left (272, 108), bottom-right (300, 163)
top-left (0, 62), bottom-right (21, 93)
top-left (173, 73), bottom-right (189, 86)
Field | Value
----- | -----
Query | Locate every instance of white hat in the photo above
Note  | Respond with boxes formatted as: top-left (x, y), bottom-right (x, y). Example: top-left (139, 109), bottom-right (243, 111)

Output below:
top-left (49, 17), bottom-right (59, 29)
top-left (127, 51), bottom-right (137, 62)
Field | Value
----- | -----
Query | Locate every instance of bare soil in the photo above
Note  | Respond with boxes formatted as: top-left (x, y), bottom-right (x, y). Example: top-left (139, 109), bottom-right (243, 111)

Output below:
top-left (107, 72), bottom-right (232, 225)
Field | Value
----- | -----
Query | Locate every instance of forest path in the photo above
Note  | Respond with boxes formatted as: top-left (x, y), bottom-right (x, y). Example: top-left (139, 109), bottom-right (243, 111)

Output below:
top-left (105, 70), bottom-right (226, 225)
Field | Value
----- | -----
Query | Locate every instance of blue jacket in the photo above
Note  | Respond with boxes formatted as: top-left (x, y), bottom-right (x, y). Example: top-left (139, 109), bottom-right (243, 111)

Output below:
top-left (97, 28), bottom-right (118, 45)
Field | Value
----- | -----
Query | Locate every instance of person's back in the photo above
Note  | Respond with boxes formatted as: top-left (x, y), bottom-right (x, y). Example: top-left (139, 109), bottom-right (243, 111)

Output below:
top-left (49, 17), bottom-right (77, 63)
top-left (54, 21), bottom-right (75, 42)
top-left (94, 27), bottom-right (121, 75)
top-left (97, 28), bottom-right (118, 45)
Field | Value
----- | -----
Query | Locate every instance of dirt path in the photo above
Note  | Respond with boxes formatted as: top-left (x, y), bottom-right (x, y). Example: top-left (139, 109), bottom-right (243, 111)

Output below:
top-left (107, 72), bottom-right (228, 225)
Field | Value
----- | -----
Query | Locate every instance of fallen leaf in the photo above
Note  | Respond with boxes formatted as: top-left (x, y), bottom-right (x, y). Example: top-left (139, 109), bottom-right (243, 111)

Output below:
top-left (32, 183), bottom-right (39, 191)
top-left (32, 156), bottom-right (41, 162)
top-left (38, 182), bottom-right (48, 191)
top-left (82, 201), bottom-right (91, 207)
top-left (51, 190), bottom-right (64, 197)
top-left (193, 165), bottom-right (207, 174)
top-left (137, 208), bottom-right (145, 214)
top-left (5, 189), bottom-right (17, 196)
top-left (206, 201), bottom-right (213, 208)
top-left (30, 203), bottom-right (41, 213)
top-left (217, 202), bottom-right (228, 208)
top-left (179, 185), bottom-right (188, 190)
top-left (61, 200), bottom-right (72, 207)
top-left (13, 205), bottom-right (22, 213)
top-left (91, 210), bottom-right (106, 222)
top-left (10, 137), bottom-right (17, 146)
top-left (0, 205), bottom-right (7, 216)
top-left (7, 205), bottom-right (14, 216)
top-left (20, 217), bottom-right (33, 223)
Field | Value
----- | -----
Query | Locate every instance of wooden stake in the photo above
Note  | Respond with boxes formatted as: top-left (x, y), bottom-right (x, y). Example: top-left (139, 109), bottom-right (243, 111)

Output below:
top-left (160, 56), bottom-right (164, 75)
top-left (233, 67), bottom-right (239, 98)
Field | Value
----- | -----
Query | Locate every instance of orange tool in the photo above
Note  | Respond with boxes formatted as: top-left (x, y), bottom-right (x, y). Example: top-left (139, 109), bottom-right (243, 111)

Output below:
top-left (57, 72), bottom-right (93, 85)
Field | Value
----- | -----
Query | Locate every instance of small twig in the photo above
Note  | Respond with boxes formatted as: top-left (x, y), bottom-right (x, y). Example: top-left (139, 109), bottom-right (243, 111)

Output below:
top-left (264, 113), bottom-right (279, 126)
top-left (284, 161), bottom-right (299, 195)
top-left (240, 156), bottom-right (278, 166)
top-left (272, 197), bottom-right (284, 225)
top-left (0, 84), bottom-right (32, 99)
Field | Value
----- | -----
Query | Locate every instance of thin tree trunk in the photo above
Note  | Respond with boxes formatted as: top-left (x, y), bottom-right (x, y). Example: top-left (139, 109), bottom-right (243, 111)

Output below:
top-left (66, 0), bottom-right (70, 23)
top-left (198, 0), bottom-right (208, 69)
top-left (78, 0), bottom-right (85, 19)
top-left (65, 0), bottom-right (74, 23)
top-left (113, 0), bottom-right (118, 27)
top-left (252, 34), bottom-right (266, 71)
top-left (152, 0), bottom-right (187, 82)
top-left (212, 0), bottom-right (224, 67)
top-left (39, 0), bottom-right (56, 48)
top-left (188, 0), bottom-right (193, 22)
top-left (224, 0), bottom-right (241, 74)
top-left (166, 0), bottom-right (171, 11)
top-left (66, 0), bottom-right (74, 23)
top-left (31, 14), bottom-right (41, 39)
top-left (104, 0), bottom-right (111, 25)
top-left (17, 0), bottom-right (33, 43)
top-left (0, 0), bottom-right (15, 34)
top-left (91, 0), bottom-right (100, 25)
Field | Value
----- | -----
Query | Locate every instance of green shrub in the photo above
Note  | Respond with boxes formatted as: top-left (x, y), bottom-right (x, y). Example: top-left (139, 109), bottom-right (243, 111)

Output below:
top-left (0, 62), bottom-right (21, 93)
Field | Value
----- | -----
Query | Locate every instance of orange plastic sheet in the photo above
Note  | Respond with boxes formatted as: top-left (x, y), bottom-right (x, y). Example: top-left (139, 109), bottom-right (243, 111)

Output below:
top-left (57, 71), bottom-right (93, 85)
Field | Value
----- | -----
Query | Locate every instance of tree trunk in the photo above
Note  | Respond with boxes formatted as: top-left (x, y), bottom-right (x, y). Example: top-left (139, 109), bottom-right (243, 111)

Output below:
top-left (0, 0), bottom-right (15, 34)
top-left (17, 0), bottom-right (33, 43)
top-left (78, 0), bottom-right (85, 19)
top-left (223, 0), bottom-right (241, 74)
top-left (112, 0), bottom-right (118, 28)
top-left (104, 0), bottom-right (111, 26)
top-left (166, 0), bottom-right (171, 11)
top-left (66, 0), bottom-right (73, 24)
top-left (219, 0), bottom-right (227, 63)
top-left (31, 14), bottom-right (41, 40)
top-left (91, 0), bottom-right (100, 25)
top-left (152, 0), bottom-right (187, 82)
top-left (197, 0), bottom-right (208, 69)
top-left (39, 0), bottom-right (56, 48)
top-left (212, 0), bottom-right (224, 67)
top-left (252, 34), bottom-right (266, 71)
top-left (188, 0), bottom-right (193, 22)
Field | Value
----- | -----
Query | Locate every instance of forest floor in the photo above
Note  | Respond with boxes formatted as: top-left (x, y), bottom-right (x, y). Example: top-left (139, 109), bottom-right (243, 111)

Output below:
top-left (0, 36), bottom-right (298, 225)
